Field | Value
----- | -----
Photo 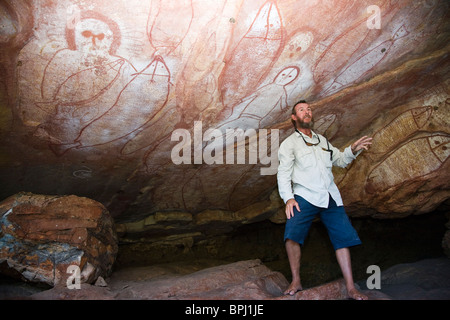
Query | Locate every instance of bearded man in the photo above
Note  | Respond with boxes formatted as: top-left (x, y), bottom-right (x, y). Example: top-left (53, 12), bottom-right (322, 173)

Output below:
top-left (277, 100), bottom-right (372, 300)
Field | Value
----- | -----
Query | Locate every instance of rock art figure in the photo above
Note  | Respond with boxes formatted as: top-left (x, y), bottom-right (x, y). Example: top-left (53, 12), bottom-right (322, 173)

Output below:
top-left (368, 106), bottom-right (433, 158)
top-left (366, 133), bottom-right (450, 193)
top-left (35, 11), bottom-right (171, 156)
top-left (60, 55), bottom-right (170, 154)
top-left (218, 66), bottom-right (300, 131)
top-left (312, 0), bottom-right (401, 88)
top-left (281, 30), bottom-right (314, 61)
top-left (322, 24), bottom-right (409, 96)
top-left (219, 0), bottom-right (285, 108)
top-left (147, 0), bottom-right (194, 56)
top-left (203, 66), bottom-right (299, 154)
top-left (313, 17), bottom-right (372, 85)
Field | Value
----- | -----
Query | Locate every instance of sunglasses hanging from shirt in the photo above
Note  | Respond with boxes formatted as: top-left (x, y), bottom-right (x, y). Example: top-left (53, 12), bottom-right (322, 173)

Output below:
top-left (295, 129), bottom-right (333, 161)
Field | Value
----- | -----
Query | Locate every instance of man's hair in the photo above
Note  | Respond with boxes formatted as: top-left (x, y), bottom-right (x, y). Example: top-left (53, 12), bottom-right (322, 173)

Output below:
top-left (291, 100), bottom-right (308, 128)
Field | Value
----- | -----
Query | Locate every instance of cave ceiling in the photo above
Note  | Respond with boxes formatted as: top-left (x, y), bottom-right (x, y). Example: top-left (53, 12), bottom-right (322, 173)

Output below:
top-left (0, 0), bottom-right (449, 232)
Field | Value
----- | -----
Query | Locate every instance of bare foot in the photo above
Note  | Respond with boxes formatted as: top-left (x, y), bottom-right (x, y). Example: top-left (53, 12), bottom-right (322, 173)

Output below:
top-left (284, 281), bottom-right (303, 295)
top-left (347, 287), bottom-right (368, 300)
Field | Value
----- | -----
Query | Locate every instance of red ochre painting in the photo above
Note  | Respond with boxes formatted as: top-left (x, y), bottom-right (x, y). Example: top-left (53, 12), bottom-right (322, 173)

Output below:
top-left (2, 0), bottom-right (449, 217)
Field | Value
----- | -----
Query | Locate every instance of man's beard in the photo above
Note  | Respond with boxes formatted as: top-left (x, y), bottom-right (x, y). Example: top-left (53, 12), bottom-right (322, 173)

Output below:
top-left (296, 117), bottom-right (314, 129)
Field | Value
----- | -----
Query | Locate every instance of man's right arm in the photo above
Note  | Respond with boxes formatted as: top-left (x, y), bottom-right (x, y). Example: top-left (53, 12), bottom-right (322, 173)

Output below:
top-left (277, 140), bottom-right (300, 219)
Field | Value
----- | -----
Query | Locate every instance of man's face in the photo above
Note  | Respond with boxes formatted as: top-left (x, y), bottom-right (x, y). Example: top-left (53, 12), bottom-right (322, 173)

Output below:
top-left (292, 103), bottom-right (314, 129)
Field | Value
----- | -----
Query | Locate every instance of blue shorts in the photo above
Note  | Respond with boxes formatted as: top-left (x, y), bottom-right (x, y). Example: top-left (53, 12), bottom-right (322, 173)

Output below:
top-left (284, 194), bottom-right (361, 250)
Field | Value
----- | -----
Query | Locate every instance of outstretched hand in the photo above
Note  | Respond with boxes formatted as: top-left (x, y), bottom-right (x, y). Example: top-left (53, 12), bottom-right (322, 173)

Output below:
top-left (351, 136), bottom-right (372, 154)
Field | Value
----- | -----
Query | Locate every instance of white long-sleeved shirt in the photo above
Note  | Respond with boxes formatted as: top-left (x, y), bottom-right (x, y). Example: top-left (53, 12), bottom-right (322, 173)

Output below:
top-left (277, 130), bottom-right (360, 208)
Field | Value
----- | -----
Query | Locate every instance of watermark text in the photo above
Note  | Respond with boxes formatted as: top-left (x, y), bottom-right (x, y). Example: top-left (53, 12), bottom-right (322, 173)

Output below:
top-left (367, 5), bottom-right (381, 29)
top-left (66, 265), bottom-right (81, 289)
top-left (366, 264), bottom-right (381, 289)
top-left (171, 122), bottom-right (279, 175)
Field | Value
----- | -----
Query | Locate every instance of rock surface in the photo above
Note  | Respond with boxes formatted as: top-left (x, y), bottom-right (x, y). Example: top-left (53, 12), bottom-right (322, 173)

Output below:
top-left (0, 0), bottom-right (448, 244)
top-left (0, 192), bottom-right (118, 286)
top-left (0, 1), bottom-right (448, 305)
top-left (1, 258), bottom-right (448, 300)
top-left (357, 257), bottom-right (450, 300)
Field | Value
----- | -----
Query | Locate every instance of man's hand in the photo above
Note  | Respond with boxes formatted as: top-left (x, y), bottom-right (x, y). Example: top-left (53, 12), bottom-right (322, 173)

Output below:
top-left (285, 198), bottom-right (300, 219)
top-left (351, 136), bottom-right (372, 154)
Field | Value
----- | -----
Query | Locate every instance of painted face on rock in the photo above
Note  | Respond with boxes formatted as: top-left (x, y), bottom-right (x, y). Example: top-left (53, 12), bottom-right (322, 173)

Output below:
top-left (274, 66), bottom-right (300, 86)
top-left (75, 19), bottom-right (114, 53)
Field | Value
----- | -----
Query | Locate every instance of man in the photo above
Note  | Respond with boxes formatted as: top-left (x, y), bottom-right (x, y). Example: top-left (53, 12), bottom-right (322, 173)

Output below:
top-left (277, 100), bottom-right (372, 300)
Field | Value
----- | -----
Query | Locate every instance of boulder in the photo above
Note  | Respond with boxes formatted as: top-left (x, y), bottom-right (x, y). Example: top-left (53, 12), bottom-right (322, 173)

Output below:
top-left (0, 192), bottom-right (118, 286)
top-left (27, 259), bottom-right (392, 300)
top-left (357, 258), bottom-right (450, 300)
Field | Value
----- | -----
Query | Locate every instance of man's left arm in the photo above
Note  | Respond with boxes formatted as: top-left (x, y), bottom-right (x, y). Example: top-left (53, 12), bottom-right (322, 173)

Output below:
top-left (330, 136), bottom-right (372, 168)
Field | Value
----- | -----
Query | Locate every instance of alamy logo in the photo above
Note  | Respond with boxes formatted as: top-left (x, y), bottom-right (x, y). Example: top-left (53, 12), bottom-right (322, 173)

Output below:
top-left (366, 265), bottom-right (381, 289)
top-left (170, 122), bottom-right (279, 175)
top-left (66, 5), bottom-right (81, 30)
top-left (66, 265), bottom-right (81, 289)
top-left (366, 5), bottom-right (381, 29)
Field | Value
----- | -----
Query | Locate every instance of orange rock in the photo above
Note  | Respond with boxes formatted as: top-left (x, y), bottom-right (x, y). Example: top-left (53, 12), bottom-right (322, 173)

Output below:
top-left (0, 192), bottom-right (118, 286)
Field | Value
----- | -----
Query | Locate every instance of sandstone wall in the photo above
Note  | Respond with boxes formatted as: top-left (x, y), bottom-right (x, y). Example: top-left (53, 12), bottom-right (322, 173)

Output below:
top-left (0, 0), bottom-right (448, 239)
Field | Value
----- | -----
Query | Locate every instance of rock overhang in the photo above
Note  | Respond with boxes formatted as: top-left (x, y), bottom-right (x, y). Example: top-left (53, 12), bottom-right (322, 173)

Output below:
top-left (0, 0), bottom-right (448, 240)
